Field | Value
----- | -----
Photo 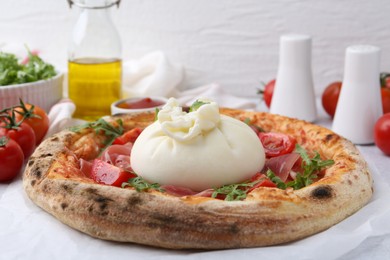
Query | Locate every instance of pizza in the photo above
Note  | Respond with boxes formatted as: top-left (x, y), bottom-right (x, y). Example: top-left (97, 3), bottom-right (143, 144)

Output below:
top-left (23, 98), bottom-right (373, 249)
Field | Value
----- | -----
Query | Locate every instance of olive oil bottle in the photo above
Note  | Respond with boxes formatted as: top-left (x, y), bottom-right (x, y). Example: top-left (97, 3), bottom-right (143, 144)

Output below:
top-left (68, 0), bottom-right (122, 121)
top-left (68, 58), bottom-right (121, 120)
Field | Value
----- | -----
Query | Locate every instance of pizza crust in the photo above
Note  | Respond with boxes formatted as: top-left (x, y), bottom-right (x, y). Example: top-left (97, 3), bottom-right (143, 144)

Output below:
top-left (23, 110), bottom-right (373, 249)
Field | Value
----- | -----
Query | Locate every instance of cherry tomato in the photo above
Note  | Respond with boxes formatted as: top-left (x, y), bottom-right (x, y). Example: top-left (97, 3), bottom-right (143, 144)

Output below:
top-left (91, 159), bottom-right (137, 187)
top-left (0, 136), bottom-right (24, 182)
top-left (14, 101), bottom-right (49, 145)
top-left (0, 121), bottom-right (36, 158)
top-left (374, 113), bottom-right (390, 156)
top-left (258, 132), bottom-right (297, 158)
top-left (321, 81), bottom-right (342, 118)
top-left (381, 88), bottom-right (390, 114)
top-left (259, 79), bottom-right (275, 108)
top-left (112, 128), bottom-right (142, 145)
top-left (380, 72), bottom-right (390, 89)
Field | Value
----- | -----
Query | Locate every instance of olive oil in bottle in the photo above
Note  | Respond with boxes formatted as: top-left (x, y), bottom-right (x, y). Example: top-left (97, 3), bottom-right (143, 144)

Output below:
top-left (68, 58), bottom-right (121, 121)
top-left (68, 0), bottom-right (122, 121)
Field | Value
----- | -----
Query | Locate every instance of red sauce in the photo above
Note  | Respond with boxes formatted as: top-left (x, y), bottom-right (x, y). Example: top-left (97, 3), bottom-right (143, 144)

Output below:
top-left (116, 97), bottom-right (165, 109)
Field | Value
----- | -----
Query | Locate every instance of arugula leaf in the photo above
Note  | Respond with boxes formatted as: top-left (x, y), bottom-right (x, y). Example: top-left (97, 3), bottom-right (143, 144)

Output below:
top-left (212, 177), bottom-right (265, 201)
top-left (154, 107), bottom-right (160, 121)
top-left (122, 176), bottom-right (164, 192)
top-left (0, 52), bottom-right (21, 85)
top-left (189, 100), bottom-right (209, 112)
top-left (266, 144), bottom-right (335, 190)
top-left (70, 118), bottom-right (124, 146)
top-left (265, 170), bottom-right (287, 189)
top-left (0, 49), bottom-right (56, 86)
top-left (19, 49), bottom-right (56, 83)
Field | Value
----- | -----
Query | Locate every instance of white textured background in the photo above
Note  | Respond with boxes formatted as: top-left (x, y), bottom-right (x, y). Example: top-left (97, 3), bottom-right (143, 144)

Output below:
top-left (1, 0), bottom-right (390, 98)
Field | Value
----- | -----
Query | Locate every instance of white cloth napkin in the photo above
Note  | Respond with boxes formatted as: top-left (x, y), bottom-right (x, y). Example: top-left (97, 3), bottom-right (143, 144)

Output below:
top-left (122, 51), bottom-right (183, 98)
top-left (177, 83), bottom-right (256, 109)
top-left (122, 51), bottom-right (256, 109)
top-left (44, 99), bottom-right (85, 139)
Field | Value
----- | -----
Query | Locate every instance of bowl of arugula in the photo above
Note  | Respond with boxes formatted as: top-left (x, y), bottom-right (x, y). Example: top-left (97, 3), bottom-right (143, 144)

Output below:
top-left (0, 50), bottom-right (63, 112)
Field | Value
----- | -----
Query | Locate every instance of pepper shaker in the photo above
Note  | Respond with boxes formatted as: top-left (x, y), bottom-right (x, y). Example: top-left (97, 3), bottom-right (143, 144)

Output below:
top-left (270, 34), bottom-right (317, 122)
top-left (332, 45), bottom-right (383, 144)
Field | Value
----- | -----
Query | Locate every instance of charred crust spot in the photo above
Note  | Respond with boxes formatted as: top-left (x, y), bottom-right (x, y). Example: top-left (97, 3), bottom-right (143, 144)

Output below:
top-left (84, 188), bottom-right (113, 211)
top-left (94, 197), bottom-right (112, 211)
top-left (30, 180), bottom-right (36, 187)
top-left (83, 188), bottom-right (113, 216)
top-left (34, 169), bottom-right (42, 179)
top-left (61, 202), bottom-right (68, 210)
top-left (51, 136), bottom-right (59, 142)
top-left (229, 223), bottom-right (239, 234)
top-left (311, 185), bottom-right (333, 200)
top-left (42, 184), bottom-right (49, 192)
top-left (61, 184), bottom-right (73, 193)
top-left (100, 211), bottom-right (109, 216)
top-left (39, 153), bottom-right (53, 158)
top-left (28, 160), bottom-right (35, 167)
top-left (85, 187), bottom-right (98, 194)
top-left (151, 213), bottom-right (177, 225)
top-left (325, 134), bottom-right (334, 141)
top-left (127, 195), bottom-right (143, 207)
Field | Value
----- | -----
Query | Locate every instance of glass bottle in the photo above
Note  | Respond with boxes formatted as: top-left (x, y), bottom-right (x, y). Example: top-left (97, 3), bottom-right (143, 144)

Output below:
top-left (67, 0), bottom-right (122, 121)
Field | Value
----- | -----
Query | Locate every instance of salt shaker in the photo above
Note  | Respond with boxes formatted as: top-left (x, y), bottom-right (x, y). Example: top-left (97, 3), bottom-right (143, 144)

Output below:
top-left (270, 34), bottom-right (317, 122)
top-left (332, 45), bottom-right (383, 144)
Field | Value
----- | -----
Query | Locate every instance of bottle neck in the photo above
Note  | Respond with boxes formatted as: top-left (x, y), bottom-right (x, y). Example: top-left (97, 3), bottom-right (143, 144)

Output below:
top-left (69, 5), bottom-right (121, 61)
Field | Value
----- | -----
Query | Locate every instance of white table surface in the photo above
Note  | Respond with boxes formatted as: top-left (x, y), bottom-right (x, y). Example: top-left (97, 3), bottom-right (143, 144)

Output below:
top-left (0, 105), bottom-right (389, 260)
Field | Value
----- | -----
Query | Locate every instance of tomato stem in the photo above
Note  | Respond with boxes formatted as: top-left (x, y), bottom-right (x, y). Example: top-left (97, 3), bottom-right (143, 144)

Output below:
top-left (13, 98), bottom-right (41, 120)
top-left (0, 110), bottom-right (22, 130)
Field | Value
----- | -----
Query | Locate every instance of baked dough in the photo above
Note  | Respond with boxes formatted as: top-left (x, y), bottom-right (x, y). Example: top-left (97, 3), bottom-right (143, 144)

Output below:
top-left (23, 109), bottom-right (373, 249)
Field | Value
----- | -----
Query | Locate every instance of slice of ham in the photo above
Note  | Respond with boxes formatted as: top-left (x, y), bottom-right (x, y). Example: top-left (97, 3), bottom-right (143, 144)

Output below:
top-left (99, 143), bottom-right (133, 170)
top-left (262, 153), bottom-right (301, 181)
top-left (79, 158), bottom-right (93, 178)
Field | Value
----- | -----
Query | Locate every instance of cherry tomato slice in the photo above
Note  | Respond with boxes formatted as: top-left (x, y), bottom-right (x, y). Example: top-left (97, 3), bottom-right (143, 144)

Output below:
top-left (91, 159), bottom-right (137, 187)
top-left (112, 128), bottom-right (142, 145)
top-left (258, 132), bottom-right (297, 158)
top-left (247, 173), bottom-right (277, 193)
top-left (0, 136), bottom-right (24, 182)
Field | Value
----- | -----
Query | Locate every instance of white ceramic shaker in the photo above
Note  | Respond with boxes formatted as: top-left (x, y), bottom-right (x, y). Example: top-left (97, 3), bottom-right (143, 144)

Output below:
top-left (332, 45), bottom-right (383, 145)
top-left (270, 34), bottom-right (317, 122)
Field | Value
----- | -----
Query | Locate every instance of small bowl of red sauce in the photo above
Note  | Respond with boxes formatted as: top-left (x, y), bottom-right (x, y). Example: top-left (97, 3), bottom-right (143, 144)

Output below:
top-left (111, 96), bottom-right (168, 115)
